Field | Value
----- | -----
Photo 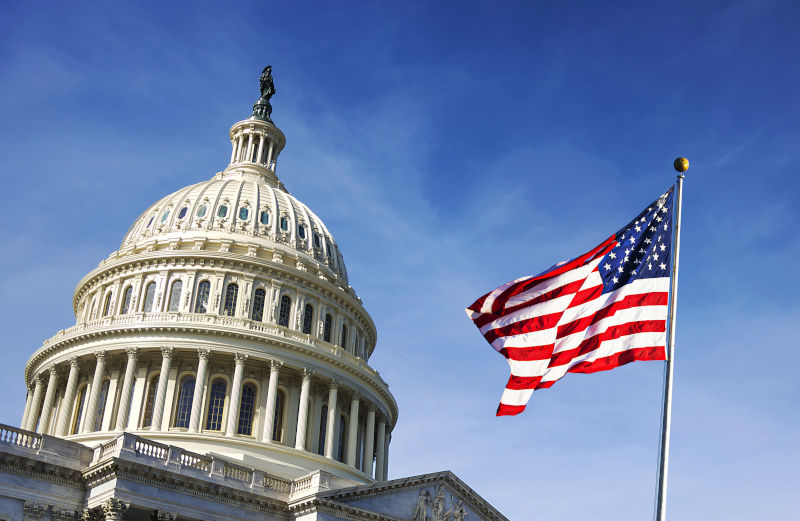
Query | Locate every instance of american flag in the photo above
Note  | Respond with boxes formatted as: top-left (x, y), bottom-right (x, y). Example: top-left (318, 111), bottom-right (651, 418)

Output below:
top-left (466, 187), bottom-right (675, 416)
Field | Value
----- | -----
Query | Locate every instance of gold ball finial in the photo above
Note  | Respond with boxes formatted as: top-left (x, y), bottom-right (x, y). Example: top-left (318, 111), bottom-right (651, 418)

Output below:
top-left (673, 157), bottom-right (689, 173)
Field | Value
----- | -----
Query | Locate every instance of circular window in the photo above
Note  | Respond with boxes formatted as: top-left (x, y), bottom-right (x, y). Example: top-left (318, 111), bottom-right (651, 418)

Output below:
top-left (160, 210), bottom-right (170, 223)
top-left (298, 224), bottom-right (306, 239)
top-left (178, 206), bottom-right (188, 219)
top-left (197, 205), bottom-right (207, 218)
top-left (280, 216), bottom-right (289, 231)
top-left (239, 207), bottom-right (249, 220)
top-left (218, 205), bottom-right (228, 218)
top-left (259, 211), bottom-right (270, 225)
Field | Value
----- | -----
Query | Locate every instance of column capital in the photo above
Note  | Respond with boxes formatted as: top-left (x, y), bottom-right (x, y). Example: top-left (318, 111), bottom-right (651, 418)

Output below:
top-left (269, 359), bottom-right (283, 371)
top-left (102, 499), bottom-right (130, 521)
top-left (95, 350), bottom-right (107, 362)
top-left (160, 346), bottom-right (174, 359)
top-left (234, 352), bottom-right (248, 365)
top-left (368, 403), bottom-right (377, 413)
top-left (149, 511), bottom-right (177, 521)
top-left (69, 356), bottom-right (80, 368)
top-left (48, 365), bottom-right (58, 376)
top-left (302, 368), bottom-right (314, 381)
top-left (125, 347), bottom-right (139, 359)
top-left (329, 379), bottom-right (340, 390)
top-left (351, 392), bottom-right (361, 402)
top-left (197, 348), bottom-right (211, 360)
top-left (33, 373), bottom-right (44, 384)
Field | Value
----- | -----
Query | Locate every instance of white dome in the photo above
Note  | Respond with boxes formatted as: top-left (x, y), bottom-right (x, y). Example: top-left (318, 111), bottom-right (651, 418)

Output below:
top-left (120, 170), bottom-right (349, 284)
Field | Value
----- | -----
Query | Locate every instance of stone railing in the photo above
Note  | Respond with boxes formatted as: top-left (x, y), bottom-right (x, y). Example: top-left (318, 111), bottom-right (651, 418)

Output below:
top-left (180, 450), bottom-right (212, 472)
top-left (134, 438), bottom-right (168, 459)
top-left (0, 425), bottom-right (41, 450)
top-left (263, 475), bottom-right (291, 493)
top-left (223, 461), bottom-right (253, 483)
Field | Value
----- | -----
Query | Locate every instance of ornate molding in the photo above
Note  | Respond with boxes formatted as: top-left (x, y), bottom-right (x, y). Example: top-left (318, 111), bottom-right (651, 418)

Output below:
top-left (23, 501), bottom-right (48, 521)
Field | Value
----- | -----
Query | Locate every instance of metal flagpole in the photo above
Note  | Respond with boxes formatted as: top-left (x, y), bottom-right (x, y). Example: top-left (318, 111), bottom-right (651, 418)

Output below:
top-left (654, 157), bottom-right (688, 521)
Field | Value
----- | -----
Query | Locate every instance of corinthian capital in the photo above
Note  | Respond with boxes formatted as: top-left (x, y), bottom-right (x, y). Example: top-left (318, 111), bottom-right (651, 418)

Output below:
top-left (125, 347), bottom-right (139, 359)
top-left (102, 499), bottom-right (130, 521)
top-left (197, 348), bottom-right (211, 360)
top-left (160, 346), bottom-right (174, 359)
top-left (234, 352), bottom-right (248, 365)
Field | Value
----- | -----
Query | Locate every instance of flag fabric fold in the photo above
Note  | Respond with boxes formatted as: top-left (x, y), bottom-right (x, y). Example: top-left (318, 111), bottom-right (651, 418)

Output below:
top-left (466, 187), bottom-right (675, 416)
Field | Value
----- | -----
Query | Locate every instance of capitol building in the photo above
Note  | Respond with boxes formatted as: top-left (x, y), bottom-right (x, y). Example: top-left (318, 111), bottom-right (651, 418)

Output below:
top-left (0, 68), bottom-right (507, 521)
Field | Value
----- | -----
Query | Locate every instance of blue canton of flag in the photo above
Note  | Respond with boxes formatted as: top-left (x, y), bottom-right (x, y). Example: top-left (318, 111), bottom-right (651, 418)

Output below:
top-left (600, 187), bottom-right (674, 294)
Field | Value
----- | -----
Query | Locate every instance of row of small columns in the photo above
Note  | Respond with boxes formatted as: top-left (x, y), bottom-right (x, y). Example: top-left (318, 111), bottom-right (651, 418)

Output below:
top-left (21, 348), bottom-right (391, 480)
top-left (230, 129), bottom-right (277, 170)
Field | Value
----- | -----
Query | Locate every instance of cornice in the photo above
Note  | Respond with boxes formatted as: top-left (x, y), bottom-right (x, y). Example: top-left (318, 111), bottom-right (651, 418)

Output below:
top-left (289, 497), bottom-right (406, 521)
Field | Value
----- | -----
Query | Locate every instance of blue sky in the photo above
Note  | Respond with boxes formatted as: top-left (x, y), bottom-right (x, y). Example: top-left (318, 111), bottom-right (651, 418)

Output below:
top-left (1, 1), bottom-right (798, 519)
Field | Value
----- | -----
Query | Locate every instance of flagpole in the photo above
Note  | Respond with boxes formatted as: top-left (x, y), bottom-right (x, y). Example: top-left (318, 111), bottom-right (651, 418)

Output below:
top-left (655, 157), bottom-right (687, 521)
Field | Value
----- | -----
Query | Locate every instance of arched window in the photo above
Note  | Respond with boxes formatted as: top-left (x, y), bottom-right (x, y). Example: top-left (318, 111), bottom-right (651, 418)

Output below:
top-left (278, 295), bottom-right (291, 327)
top-left (173, 376), bottom-right (195, 428)
top-left (252, 288), bottom-right (266, 321)
top-left (102, 293), bottom-right (113, 317)
top-left (70, 385), bottom-right (87, 435)
top-left (272, 389), bottom-right (286, 442)
top-left (237, 383), bottom-right (257, 435)
top-left (120, 286), bottom-right (132, 315)
top-left (340, 324), bottom-right (348, 349)
top-left (317, 404), bottom-right (328, 455)
top-left (142, 282), bottom-right (156, 312)
top-left (89, 299), bottom-right (97, 320)
top-left (194, 280), bottom-right (210, 313)
top-left (141, 374), bottom-right (160, 428)
top-left (93, 380), bottom-right (110, 431)
top-left (205, 379), bottom-right (227, 431)
top-left (168, 280), bottom-right (183, 312)
top-left (302, 304), bottom-right (314, 334)
top-left (337, 413), bottom-right (347, 462)
top-left (223, 283), bottom-right (238, 316)
top-left (323, 314), bottom-right (332, 342)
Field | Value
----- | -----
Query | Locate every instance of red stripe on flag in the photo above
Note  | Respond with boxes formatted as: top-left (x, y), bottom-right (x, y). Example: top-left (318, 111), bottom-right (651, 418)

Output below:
top-left (505, 375), bottom-right (544, 390)
top-left (567, 284), bottom-right (602, 309)
top-left (496, 403), bottom-right (526, 416)
top-left (556, 292), bottom-right (668, 339)
top-left (472, 279), bottom-right (584, 329)
top-left (482, 312), bottom-right (561, 344)
top-left (568, 345), bottom-right (666, 374)
top-left (549, 319), bottom-right (666, 367)
top-left (501, 344), bottom-right (555, 361)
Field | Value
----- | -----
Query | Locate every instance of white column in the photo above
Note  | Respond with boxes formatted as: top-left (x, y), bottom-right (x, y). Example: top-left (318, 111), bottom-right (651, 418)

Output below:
top-left (262, 360), bottom-right (282, 442)
top-left (383, 433), bottom-right (391, 480)
top-left (324, 381), bottom-right (339, 458)
top-left (82, 351), bottom-right (107, 433)
top-left (294, 369), bottom-right (313, 450)
top-left (235, 134), bottom-right (244, 162)
top-left (37, 367), bottom-right (59, 434)
top-left (346, 393), bottom-right (360, 466)
top-left (127, 361), bottom-right (149, 429)
top-left (226, 353), bottom-right (247, 436)
top-left (256, 135), bottom-right (265, 164)
top-left (56, 358), bottom-right (80, 436)
top-left (375, 419), bottom-right (386, 481)
top-left (188, 349), bottom-right (210, 433)
top-left (266, 142), bottom-right (275, 168)
top-left (150, 346), bottom-right (173, 430)
top-left (25, 375), bottom-right (45, 431)
top-left (245, 133), bottom-right (254, 162)
top-left (20, 385), bottom-right (34, 429)
top-left (115, 348), bottom-right (138, 431)
top-left (229, 135), bottom-right (238, 163)
top-left (363, 405), bottom-right (376, 475)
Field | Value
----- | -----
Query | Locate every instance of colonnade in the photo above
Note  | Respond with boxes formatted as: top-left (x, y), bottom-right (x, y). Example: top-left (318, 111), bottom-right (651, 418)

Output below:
top-left (230, 127), bottom-right (279, 172)
top-left (21, 348), bottom-right (392, 480)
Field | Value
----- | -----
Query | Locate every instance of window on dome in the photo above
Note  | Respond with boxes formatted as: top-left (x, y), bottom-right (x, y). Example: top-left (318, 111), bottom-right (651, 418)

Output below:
top-left (337, 413), bottom-right (347, 462)
top-left (195, 280), bottom-right (210, 313)
top-left (278, 295), bottom-right (291, 327)
top-left (93, 380), bottom-right (110, 431)
top-left (272, 389), bottom-right (286, 442)
top-left (340, 324), bottom-right (348, 349)
top-left (313, 233), bottom-right (322, 249)
top-left (147, 216), bottom-right (155, 228)
top-left (205, 379), bottom-right (227, 431)
top-left (223, 283), bottom-right (238, 316)
top-left (252, 288), bottom-right (266, 321)
top-left (323, 314), bottom-right (332, 342)
top-left (168, 280), bottom-right (182, 312)
top-left (161, 210), bottom-right (170, 223)
top-left (120, 286), bottom-right (132, 315)
top-left (71, 385), bottom-right (87, 435)
top-left (259, 210), bottom-right (270, 225)
top-left (197, 205), bottom-right (207, 218)
top-left (325, 241), bottom-right (333, 263)
top-left (178, 206), bottom-right (188, 219)
top-left (317, 404), bottom-right (328, 455)
top-left (302, 303), bottom-right (313, 334)
top-left (280, 216), bottom-right (289, 231)
top-left (102, 292), bottom-right (113, 317)
top-left (173, 376), bottom-right (195, 428)
top-left (218, 205), bottom-right (228, 218)
top-left (142, 282), bottom-right (156, 312)
top-left (237, 383), bottom-right (257, 435)
top-left (238, 207), bottom-right (249, 220)
top-left (298, 224), bottom-right (306, 240)
top-left (141, 374), bottom-right (160, 428)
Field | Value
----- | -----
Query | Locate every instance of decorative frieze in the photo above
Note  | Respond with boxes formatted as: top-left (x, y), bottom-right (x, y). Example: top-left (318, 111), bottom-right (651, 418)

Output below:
top-left (23, 502), bottom-right (48, 521)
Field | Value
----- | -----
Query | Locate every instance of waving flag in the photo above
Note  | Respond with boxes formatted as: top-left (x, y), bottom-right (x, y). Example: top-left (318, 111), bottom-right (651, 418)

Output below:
top-left (466, 187), bottom-right (675, 416)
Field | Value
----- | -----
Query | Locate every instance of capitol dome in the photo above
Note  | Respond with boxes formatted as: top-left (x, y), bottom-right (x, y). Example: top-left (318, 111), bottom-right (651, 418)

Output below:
top-left (19, 67), bottom-right (396, 485)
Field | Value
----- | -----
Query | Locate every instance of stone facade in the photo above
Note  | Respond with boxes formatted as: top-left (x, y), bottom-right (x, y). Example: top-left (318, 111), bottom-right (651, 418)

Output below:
top-left (4, 71), bottom-right (507, 521)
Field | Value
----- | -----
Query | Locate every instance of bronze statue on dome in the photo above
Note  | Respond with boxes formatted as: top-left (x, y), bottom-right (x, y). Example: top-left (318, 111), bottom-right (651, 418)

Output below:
top-left (253, 65), bottom-right (276, 121)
